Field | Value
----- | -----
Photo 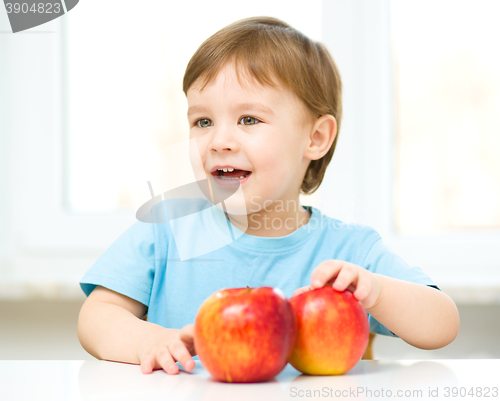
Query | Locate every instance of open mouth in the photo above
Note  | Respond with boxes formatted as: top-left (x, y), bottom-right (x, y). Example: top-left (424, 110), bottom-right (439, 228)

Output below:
top-left (211, 169), bottom-right (251, 181)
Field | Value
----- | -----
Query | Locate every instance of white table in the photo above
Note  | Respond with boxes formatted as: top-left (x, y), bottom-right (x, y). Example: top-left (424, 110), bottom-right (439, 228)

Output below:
top-left (0, 359), bottom-right (498, 400)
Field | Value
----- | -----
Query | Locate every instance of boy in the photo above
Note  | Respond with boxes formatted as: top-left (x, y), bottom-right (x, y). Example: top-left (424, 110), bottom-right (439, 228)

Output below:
top-left (78, 16), bottom-right (460, 375)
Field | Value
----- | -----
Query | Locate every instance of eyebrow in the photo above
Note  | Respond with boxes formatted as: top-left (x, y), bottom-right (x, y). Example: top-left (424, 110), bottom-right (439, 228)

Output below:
top-left (187, 102), bottom-right (276, 118)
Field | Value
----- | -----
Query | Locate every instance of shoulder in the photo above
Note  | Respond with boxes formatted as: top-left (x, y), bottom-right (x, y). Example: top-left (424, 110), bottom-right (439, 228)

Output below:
top-left (310, 207), bottom-right (382, 264)
top-left (313, 207), bottom-right (381, 244)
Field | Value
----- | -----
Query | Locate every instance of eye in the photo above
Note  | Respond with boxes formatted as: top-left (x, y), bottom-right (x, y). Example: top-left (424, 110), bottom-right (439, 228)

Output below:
top-left (239, 116), bottom-right (260, 126)
top-left (196, 118), bottom-right (213, 128)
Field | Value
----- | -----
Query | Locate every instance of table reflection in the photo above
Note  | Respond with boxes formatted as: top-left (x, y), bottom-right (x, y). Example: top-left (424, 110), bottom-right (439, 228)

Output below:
top-left (77, 359), bottom-right (459, 401)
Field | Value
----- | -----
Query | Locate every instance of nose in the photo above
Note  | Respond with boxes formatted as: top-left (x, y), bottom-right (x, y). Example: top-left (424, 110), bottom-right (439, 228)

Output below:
top-left (210, 126), bottom-right (238, 153)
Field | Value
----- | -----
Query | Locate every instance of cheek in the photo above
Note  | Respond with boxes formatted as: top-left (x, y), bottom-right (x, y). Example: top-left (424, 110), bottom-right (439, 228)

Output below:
top-left (255, 156), bottom-right (290, 186)
top-left (251, 137), bottom-right (300, 180)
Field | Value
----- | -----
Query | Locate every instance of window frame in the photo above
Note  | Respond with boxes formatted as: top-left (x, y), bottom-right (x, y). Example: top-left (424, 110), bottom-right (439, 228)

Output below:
top-left (320, 0), bottom-right (500, 288)
top-left (0, 17), bottom-right (136, 290)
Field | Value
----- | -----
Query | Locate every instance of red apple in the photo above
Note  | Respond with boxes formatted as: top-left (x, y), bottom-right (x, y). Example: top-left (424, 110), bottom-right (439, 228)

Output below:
top-left (194, 286), bottom-right (296, 383)
top-left (289, 286), bottom-right (369, 375)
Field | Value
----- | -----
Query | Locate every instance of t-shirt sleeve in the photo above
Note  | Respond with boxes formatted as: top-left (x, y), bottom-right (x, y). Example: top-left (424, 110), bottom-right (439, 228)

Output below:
top-left (362, 236), bottom-right (439, 337)
top-left (79, 220), bottom-right (156, 308)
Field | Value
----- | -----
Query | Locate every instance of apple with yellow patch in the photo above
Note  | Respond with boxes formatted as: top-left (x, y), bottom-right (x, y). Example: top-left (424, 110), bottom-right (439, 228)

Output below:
top-left (289, 286), bottom-right (369, 375)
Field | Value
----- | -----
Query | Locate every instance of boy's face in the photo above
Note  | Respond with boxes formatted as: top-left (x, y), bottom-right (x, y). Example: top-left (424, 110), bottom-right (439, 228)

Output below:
top-left (187, 62), bottom-right (315, 214)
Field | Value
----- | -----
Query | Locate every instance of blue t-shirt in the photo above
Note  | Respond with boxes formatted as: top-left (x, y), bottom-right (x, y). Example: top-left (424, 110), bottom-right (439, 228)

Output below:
top-left (80, 197), bottom-right (438, 344)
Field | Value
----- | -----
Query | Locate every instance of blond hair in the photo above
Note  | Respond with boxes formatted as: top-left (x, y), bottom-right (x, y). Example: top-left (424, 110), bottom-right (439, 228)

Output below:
top-left (183, 16), bottom-right (342, 194)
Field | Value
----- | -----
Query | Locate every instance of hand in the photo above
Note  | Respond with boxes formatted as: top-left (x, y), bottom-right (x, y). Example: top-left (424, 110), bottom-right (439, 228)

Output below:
top-left (138, 324), bottom-right (196, 375)
top-left (292, 260), bottom-right (381, 310)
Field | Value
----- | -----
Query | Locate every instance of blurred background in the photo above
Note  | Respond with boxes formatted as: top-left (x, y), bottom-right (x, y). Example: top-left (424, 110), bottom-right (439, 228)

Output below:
top-left (1, 0), bottom-right (499, 360)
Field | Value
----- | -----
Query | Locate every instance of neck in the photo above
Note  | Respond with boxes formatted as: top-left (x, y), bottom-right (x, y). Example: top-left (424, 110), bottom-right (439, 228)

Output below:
top-left (226, 199), bottom-right (311, 237)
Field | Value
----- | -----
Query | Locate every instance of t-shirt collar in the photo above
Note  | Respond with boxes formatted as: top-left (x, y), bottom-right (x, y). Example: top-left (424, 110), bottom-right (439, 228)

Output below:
top-left (209, 204), bottom-right (321, 249)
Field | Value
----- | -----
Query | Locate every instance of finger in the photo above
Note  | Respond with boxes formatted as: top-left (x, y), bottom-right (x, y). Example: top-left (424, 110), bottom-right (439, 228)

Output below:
top-left (292, 286), bottom-right (311, 297)
top-left (180, 324), bottom-right (197, 357)
top-left (310, 260), bottom-right (345, 288)
top-left (332, 264), bottom-right (359, 292)
top-left (179, 324), bottom-right (195, 346)
top-left (168, 341), bottom-right (195, 371)
top-left (140, 354), bottom-right (156, 374)
top-left (156, 346), bottom-right (179, 375)
top-left (180, 324), bottom-right (194, 339)
top-left (353, 272), bottom-right (370, 301)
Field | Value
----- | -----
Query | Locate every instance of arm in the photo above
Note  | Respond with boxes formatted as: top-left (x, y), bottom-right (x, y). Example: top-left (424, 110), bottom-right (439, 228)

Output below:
top-left (364, 274), bottom-right (459, 349)
top-left (77, 285), bottom-right (196, 374)
top-left (293, 260), bottom-right (460, 350)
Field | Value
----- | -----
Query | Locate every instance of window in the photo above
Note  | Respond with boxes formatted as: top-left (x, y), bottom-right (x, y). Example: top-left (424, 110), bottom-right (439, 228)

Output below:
top-left (321, 0), bottom-right (500, 290)
top-left (392, 0), bottom-right (500, 234)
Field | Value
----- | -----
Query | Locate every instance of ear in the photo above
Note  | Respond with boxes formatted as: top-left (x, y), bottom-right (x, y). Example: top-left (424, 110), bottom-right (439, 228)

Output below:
top-left (303, 115), bottom-right (337, 161)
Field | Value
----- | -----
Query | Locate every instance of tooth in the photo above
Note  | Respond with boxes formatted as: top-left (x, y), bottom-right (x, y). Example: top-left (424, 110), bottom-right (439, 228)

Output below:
top-left (223, 168), bottom-right (228, 172)
top-left (239, 176), bottom-right (245, 179)
top-left (228, 168), bottom-right (234, 172)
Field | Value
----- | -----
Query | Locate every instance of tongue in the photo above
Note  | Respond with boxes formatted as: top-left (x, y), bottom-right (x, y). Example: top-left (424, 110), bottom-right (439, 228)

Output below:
top-left (222, 169), bottom-right (249, 177)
